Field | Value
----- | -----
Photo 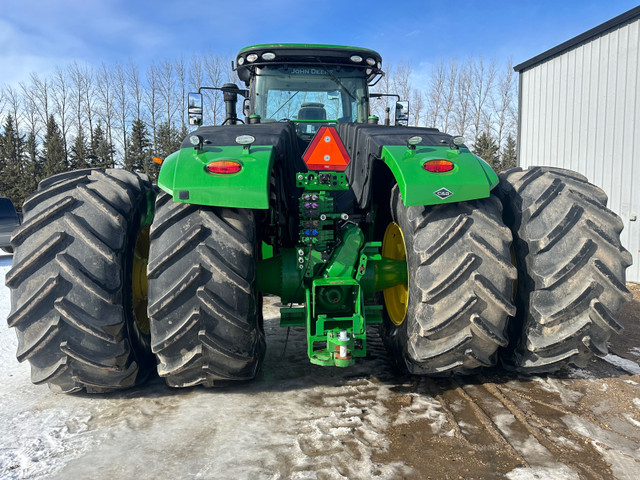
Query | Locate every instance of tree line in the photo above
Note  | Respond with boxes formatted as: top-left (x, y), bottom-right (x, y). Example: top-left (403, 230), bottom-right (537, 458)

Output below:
top-left (370, 58), bottom-right (517, 172)
top-left (0, 54), bottom-right (516, 208)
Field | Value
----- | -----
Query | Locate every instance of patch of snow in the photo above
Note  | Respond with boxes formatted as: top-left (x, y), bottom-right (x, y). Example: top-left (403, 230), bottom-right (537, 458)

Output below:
top-left (493, 412), bottom-right (516, 432)
top-left (566, 367), bottom-right (596, 380)
top-left (603, 354), bottom-right (640, 375)
top-left (563, 415), bottom-right (640, 480)
top-left (393, 393), bottom-right (448, 434)
top-left (531, 377), bottom-right (583, 405)
top-left (506, 465), bottom-right (580, 480)
top-left (623, 413), bottom-right (640, 428)
top-left (629, 347), bottom-right (640, 358)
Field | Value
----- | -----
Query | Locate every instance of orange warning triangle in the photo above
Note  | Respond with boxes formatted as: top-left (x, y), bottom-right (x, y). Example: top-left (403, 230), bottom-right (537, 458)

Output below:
top-left (302, 126), bottom-right (351, 171)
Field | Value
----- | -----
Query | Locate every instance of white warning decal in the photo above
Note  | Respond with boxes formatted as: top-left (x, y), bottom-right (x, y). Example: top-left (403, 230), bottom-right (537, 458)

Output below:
top-left (434, 187), bottom-right (453, 199)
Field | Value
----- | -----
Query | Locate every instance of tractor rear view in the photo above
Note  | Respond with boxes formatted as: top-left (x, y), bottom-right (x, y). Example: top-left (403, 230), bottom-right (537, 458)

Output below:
top-left (6, 44), bottom-right (632, 392)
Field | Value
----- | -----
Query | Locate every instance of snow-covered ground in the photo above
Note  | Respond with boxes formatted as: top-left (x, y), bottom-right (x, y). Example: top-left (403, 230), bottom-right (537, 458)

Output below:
top-left (2, 254), bottom-right (640, 479)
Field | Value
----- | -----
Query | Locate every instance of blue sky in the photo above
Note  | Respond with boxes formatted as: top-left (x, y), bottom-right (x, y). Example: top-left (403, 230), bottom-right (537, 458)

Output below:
top-left (0, 0), bottom-right (638, 88)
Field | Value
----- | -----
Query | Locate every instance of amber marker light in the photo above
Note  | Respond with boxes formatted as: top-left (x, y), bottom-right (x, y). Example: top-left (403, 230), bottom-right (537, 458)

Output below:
top-left (205, 160), bottom-right (242, 174)
top-left (152, 157), bottom-right (164, 165)
top-left (423, 160), bottom-right (454, 173)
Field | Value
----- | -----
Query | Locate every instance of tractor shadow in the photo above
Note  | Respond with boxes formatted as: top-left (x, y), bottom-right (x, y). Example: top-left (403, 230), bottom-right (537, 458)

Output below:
top-left (83, 316), bottom-right (639, 403)
top-left (71, 289), bottom-right (640, 401)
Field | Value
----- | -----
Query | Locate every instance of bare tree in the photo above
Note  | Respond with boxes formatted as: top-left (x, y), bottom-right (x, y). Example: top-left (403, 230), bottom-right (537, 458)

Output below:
top-left (453, 61), bottom-right (473, 138)
top-left (174, 56), bottom-right (187, 130)
top-left (411, 89), bottom-right (424, 127)
top-left (19, 83), bottom-right (41, 140)
top-left (113, 63), bottom-right (130, 166)
top-left (83, 66), bottom-right (97, 146)
top-left (391, 61), bottom-right (411, 104)
top-left (144, 62), bottom-right (160, 151)
top-left (441, 61), bottom-right (457, 133)
top-left (158, 59), bottom-right (177, 125)
top-left (371, 61), bottom-right (394, 123)
top-left (426, 61), bottom-right (446, 128)
top-left (68, 62), bottom-right (85, 133)
top-left (189, 54), bottom-right (204, 91)
top-left (52, 67), bottom-right (71, 158)
top-left (470, 58), bottom-right (497, 144)
top-left (128, 61), bottom-right (143, 122)
top-left (0, 87), bottom-right (6, 122)
top-left (203, 54), bottom-right (225, 124)
top-left (3, 86), bottom-right (22, 132)
top-left (96, 63), bottom-right (116, 165)
top-left (27, 73), bottom-right (50, 130)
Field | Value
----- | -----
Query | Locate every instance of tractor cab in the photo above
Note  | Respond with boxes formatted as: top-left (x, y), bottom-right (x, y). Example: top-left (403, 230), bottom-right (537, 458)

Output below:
top-left (236, 44), bottom-right (384, 138)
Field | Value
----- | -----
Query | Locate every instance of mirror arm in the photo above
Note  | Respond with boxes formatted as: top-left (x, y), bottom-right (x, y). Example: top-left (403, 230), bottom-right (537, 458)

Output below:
top-left (369, 93), bottom-right (401, 101)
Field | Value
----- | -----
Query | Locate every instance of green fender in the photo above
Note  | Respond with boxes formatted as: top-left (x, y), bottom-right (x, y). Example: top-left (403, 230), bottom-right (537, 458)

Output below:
top-left (157, 145), bottom-right (275, 209)
top-left (380, 145), bottom-right (499, 206)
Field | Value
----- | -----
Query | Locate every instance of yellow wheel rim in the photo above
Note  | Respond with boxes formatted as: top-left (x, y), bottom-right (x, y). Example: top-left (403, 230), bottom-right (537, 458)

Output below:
top-left (132, 226), bottom-right (150, 335)
top-left (382, 222), bottom-right (409, 326)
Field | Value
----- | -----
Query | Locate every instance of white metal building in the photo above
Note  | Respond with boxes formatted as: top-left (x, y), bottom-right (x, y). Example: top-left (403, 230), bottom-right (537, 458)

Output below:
top-left (515, 6), bottom-right (640, 283)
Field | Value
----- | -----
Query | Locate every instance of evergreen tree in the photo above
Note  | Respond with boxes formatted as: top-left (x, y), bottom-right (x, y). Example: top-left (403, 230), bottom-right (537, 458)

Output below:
top-left (156, 121), bottom-right (182, 159)
top-left (41, 114), bottom-right (67, 178)
top-left (473, 131), bottom-right (500, 171)
top-left (23, 132), bottom-right (40, 196)
top-left (0, 116), bottom-right (12, 198)
top-left (1, 114), bottom-right (31, 206)
top-left (89, 122), bottom-right (115, 169)
top-left (501, 135), bottom-right (517, 170)
top-left (69, 126), bottom-right (90, 169)
top-left (145, 120), bottom-right (182, 180)
top-left (126, 119), bottom-right (151, 173)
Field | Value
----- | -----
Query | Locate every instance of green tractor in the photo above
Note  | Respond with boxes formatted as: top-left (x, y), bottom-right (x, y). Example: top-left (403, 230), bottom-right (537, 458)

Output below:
top-left (6, 44), bottom-right (632, 392)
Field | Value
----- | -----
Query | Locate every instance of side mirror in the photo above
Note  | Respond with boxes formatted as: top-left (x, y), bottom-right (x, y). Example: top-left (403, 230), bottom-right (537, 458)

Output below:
top-left (188, 92), bottom-right (203, 126)
top-left (395, 101), bottom-right (409, 127)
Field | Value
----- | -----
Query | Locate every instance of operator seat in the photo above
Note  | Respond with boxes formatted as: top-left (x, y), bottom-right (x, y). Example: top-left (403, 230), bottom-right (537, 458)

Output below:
top-left (298, 102), bottom-right (326, 120)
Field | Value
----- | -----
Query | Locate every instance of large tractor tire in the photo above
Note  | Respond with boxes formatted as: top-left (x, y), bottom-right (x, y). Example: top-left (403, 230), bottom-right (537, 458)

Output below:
top-left (5, 169), bottom-right (155, 393)
top-left (380, 187), bottom-right (516, 375)
top-left (497, 167), bottom-right (633, 372)
top-left (147, 192), bottom-right (265, 387)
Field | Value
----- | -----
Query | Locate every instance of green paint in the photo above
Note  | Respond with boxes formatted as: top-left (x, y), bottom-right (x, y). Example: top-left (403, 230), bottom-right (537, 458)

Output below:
top-left (324, 224), bottom-right (364, 278)
top-left (381, 145), bottom-right (499, 206)
top-left (141, 188), bottom-right (157, 227)
top-left (157, 145), bottom-right (275, 209)
top-left (257, 248), bottom-right (304, 303)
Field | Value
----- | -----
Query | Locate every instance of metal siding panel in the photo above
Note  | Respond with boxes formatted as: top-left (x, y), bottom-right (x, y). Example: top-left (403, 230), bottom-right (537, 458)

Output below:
top-left (579, 41), bottom-right (594, 177)
top-left (600, 31), bottom-right (614, 201)
top-left (626, 20), bottom-right (640, 283)
top-left (518, 17), bottom-right (640, 282)
top-left (568, 47), bottom-right (582, 173)
top-left (519, 71), bottom-right (529, 167)
top-left (545, 59), bottom-right (560, 165)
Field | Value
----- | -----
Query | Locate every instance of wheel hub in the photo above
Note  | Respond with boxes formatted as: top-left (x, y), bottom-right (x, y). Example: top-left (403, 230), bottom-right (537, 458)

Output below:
top-left (132, 227), bottom-right (150, 335)
top-left (382, 222), bottom-right (409, 326)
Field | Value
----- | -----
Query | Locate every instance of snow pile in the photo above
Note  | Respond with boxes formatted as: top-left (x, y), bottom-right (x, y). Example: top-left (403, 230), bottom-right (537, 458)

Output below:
top-left (604, 354), bottom-right (640, 375)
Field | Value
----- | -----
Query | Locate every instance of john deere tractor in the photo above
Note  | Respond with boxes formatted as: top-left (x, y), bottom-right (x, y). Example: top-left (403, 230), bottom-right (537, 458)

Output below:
top-left (6, 44), bottom-right (632, 392)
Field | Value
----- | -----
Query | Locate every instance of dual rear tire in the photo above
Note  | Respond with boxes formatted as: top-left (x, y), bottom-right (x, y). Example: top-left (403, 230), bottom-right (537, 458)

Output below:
top-left (6, 172), bottom-right (264, 392)
top-left (380, 168), bottom-right (632, 375)
top-left (6, 169), bottom-right (155, 393)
